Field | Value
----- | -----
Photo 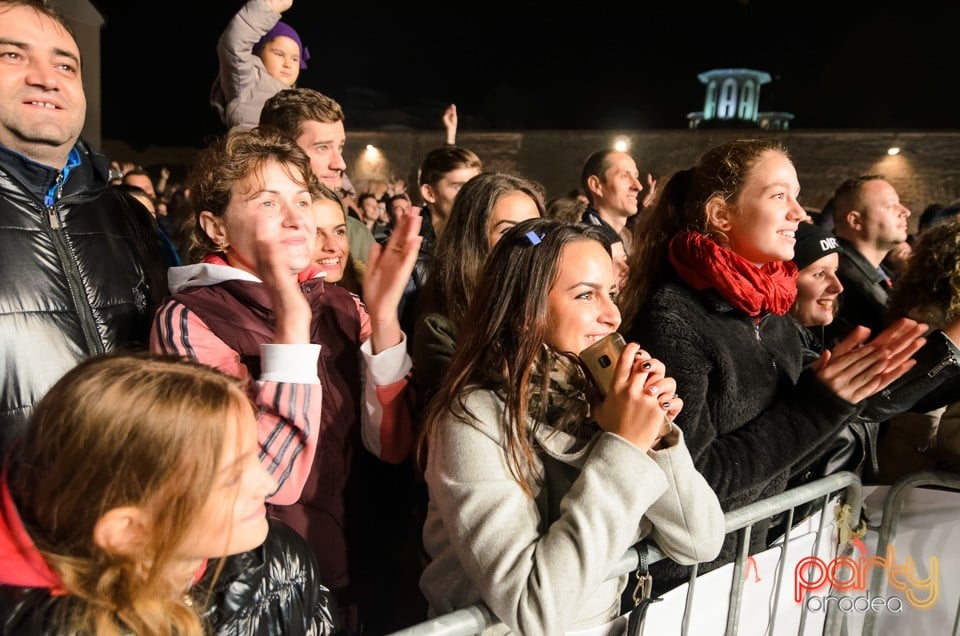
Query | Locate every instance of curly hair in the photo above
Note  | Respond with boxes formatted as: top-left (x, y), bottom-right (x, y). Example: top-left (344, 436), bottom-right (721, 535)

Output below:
top-left (184, 127), bottom-right (315, 263)
top-left (887, 216), bottom-right (960, 327)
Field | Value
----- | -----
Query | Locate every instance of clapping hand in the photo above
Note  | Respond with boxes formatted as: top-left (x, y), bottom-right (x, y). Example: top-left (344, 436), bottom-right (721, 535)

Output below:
top-left (362, 210), bottom-right (423, 353)
top-left (813, 318), bottom-right (927, 403)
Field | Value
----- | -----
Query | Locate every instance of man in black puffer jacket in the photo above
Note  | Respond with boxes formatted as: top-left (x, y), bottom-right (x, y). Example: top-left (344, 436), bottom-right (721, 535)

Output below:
top-left (0, 0), bottom-right (168, 454)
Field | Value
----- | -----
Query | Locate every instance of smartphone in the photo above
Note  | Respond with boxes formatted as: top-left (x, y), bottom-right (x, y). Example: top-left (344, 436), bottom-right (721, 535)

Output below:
top-left (579, 332), bottom-right (626, 397)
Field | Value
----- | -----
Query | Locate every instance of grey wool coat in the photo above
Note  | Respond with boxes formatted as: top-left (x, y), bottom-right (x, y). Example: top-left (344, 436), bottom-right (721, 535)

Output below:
top-left (420, 389), bottom-right (724, 635)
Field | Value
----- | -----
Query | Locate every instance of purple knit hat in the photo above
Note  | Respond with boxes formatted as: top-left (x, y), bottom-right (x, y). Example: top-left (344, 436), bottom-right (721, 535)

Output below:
top-left (253, 21), bottom-right (310, 69)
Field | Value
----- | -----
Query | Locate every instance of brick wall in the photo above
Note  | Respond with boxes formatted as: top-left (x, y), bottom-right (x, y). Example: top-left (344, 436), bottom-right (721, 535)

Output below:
top-left (104, 129), bottom-right (960, 233)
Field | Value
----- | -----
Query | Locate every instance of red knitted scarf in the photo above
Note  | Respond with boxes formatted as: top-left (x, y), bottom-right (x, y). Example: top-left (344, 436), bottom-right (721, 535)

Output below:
top-left (668, 230), bottom-right (798, 318)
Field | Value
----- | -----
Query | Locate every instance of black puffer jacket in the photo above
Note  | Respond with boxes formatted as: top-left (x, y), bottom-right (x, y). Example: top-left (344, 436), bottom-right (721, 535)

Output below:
top-left (0, 141), bottom-right (168, 452)
top-left (201, 520), bottom-right (340, 635)
top-left (791, 321), bottom-right (960, 484)
top-left (0, 520), bottom-right (340, 635)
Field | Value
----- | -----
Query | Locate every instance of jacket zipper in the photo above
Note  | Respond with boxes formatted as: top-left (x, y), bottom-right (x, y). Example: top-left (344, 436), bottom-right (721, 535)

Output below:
top-left (45, 180), bottom-right (105, 356)
top-left (755, 316), bottom-right (777, 369)
top-left (927, 353), bottom-right (958, 378)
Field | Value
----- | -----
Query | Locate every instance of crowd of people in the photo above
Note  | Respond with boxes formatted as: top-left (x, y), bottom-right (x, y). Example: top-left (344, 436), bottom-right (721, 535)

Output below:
top-left (1, 0), bottom-right (960, 634)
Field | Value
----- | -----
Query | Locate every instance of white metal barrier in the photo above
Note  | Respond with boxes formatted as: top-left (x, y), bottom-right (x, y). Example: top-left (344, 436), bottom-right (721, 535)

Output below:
top-left (861, 471), bottom-right (960, 636)
top-left (389, 472), bottom-right (865, 636)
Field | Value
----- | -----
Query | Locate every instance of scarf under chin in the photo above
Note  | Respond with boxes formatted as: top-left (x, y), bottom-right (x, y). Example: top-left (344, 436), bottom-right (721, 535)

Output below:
top-left (668, 230), bottom-right (798, 319)
top-left (527, 345), bottom-right (599, 440)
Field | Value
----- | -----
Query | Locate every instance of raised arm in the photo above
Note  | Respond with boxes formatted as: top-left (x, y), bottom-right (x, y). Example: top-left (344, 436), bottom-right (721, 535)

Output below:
top-left (151, 299), bottom-right (321, 505)
top-left (216, 0), bottom-right (285, 103)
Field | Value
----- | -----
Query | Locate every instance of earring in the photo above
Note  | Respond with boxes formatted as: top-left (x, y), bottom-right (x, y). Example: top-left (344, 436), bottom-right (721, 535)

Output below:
top-left (218, 241), bottom-right (229, 251)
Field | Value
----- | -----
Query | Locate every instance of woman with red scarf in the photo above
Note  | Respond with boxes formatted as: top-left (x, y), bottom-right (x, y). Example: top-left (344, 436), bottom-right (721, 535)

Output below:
top-left (620, 139), bottom-right (927, 588)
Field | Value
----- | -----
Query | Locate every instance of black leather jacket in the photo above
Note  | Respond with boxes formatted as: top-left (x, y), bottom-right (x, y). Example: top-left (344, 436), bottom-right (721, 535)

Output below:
top-left (791, 322), bottom-right (960, 483)
top-left (0, 141), bottom-right (168, 453)
top-left (0, 520), bottom-right (340, 635)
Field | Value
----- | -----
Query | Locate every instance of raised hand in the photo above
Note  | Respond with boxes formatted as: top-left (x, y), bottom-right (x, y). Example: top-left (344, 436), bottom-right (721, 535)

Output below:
top-left (265, 0), bottom-right (294, 13)
top-left (593, 343), bottom-right (678, 452)
top-left (254, 211), bottom-right (311, 344)
top-left (443, 104), bottom-right (458, 145)
top-left (362, 209), bottom-right (423, 353)
top-left (641, 173), bottom-right (658, 208)
top-left (813, 318), bottom-right (927, 403)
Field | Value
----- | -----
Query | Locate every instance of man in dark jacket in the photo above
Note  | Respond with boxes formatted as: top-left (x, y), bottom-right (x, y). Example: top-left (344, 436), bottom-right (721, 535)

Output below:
top-left (579, 148), bottom-right (656, 255)
top-left (826, 174), bottom-right (911, 346)
top-left (0, 0), bottom-right (168, 451)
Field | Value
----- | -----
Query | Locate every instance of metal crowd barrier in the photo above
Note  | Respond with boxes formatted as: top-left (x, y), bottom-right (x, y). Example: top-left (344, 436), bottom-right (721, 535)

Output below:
top-left (862, 470), bottom-right (960, 636)
top-left (389, 471), bottom-right (864, 636)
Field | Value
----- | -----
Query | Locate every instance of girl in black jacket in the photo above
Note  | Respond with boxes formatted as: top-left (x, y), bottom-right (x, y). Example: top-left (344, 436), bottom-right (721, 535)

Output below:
top-left (0, 353), bottom-right (338, 635)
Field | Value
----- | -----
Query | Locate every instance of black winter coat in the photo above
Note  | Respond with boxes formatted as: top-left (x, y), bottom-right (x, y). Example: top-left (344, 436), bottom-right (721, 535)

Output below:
top-left (625, 279), bottom-right (859, 591)
top-left (0, 141), bottom-right (168, 452)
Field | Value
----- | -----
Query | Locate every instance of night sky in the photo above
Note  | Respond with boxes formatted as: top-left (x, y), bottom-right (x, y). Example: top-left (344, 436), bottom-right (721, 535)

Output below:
top-left (89, 0), bottom-right (960, 149)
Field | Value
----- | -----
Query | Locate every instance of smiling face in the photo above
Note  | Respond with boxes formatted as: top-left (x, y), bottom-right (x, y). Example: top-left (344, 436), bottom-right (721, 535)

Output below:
top-left (201, 160), bottom-right (315, 278)
top-left (0, 4), bottom-right (85, 167)
top-left (359, 195), bottom-right (380, 224)
top-left (176, 400), bottom-right (276, 562)
top-left (720, 150), bottom-right (806, 265)
top-left (486, 191), bottom-right (541, 248)
top-left (258, 35), bottom-right (300, 87)
top-left (792, 252), bottom-right (844, 327)
top-left (545, 239), bottom-right (621, 355)
top-left (312, 198), bottom-right (348, 282)
top-left (295, 119), bottom-right (347, 190)
top-left (593, 152), bottom-right (642, 221)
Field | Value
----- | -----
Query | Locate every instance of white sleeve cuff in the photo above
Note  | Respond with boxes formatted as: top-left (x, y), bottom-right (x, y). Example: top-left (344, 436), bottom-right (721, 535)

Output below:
top-left (259, 344), bottom-right (321, 383)
top-left (361, 333), bottom-right (412, 385)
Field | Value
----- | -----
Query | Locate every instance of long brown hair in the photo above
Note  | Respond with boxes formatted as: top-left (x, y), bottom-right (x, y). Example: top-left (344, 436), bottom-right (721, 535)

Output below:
top-left (426, 172), bottom-right (545, 326)
top-left (7, 353), bottom-right (250, 635)
top-left (418, 218), bottom-right (608, 495)
top-left (621, 138), bottom-right (789, 326)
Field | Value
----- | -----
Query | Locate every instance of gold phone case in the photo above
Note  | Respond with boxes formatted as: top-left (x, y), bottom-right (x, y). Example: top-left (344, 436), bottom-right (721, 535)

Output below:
top-left (579, 333), bottom-right (626, 396)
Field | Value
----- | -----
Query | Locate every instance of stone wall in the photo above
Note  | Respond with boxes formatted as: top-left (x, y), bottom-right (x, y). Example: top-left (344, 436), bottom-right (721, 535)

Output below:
top-left (104, 129), bottom-right (960, 233)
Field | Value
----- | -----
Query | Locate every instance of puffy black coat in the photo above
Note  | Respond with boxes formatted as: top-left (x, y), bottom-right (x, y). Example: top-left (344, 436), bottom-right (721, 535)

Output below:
top-left (0, 141), bottom-right (168, 452)
top-left (0, 520), bottom-right (340, 635)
